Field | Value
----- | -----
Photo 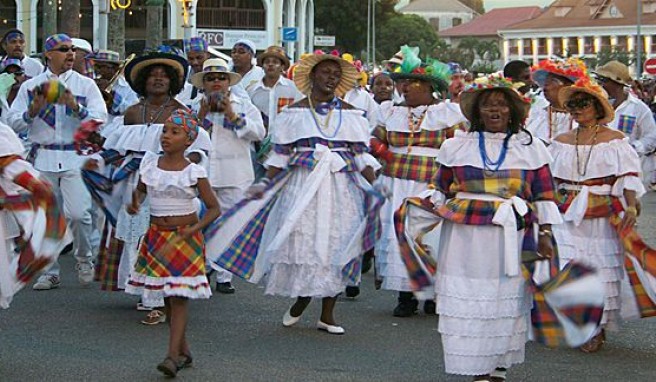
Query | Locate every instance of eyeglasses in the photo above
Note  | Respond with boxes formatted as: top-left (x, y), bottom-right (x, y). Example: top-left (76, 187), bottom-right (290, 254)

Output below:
top-left (565, 98), bottom-right (594, 111)
top-left (51, 46), bottom-right (77, 53)
top-left (204, 74), bottom-right (229, 82)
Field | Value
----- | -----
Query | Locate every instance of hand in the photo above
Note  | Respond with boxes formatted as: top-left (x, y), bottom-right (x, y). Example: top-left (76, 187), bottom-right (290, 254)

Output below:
top-left (186, 152), bottom-right (202, 164)
top-left (537, 234), bottom-right (554, 259)
top-left (219, 95), bottom-right (234, 118)
top-left (620, 207), bottom-right (637, 231)
top-left (246, 179), bottom-right (269, 199)
top-left (126, 202), bottom-right (140, 215)
top-left (60, 89), bottom-right (79, 112)
top-left (83, 159), bottom-right (98, 171)
top-left (198, 97), bottom-right (210, 121)
top-left (28, 91), bottom-right (47, 118)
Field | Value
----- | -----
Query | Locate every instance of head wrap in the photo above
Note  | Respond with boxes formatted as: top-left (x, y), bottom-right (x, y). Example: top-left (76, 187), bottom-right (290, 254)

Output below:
top-left (90, 49), bottom-right (121, 64)
top-left (44, 34), bottom-right (72, 52)
top-left (0, 58), bottom-right (23, 73)
top-left (1, 29), bottom-right (24, 44)
top-left (166, 108), bottom-right (199, 141)
top-left (184, 37), bottom-right (209, 54)
top-left (233, 39), bottom-right (256, 56)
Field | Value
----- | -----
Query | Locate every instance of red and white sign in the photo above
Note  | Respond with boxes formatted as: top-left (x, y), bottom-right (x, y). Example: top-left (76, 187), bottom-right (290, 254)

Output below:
top-left (645, 58), bottom-right (656, 75)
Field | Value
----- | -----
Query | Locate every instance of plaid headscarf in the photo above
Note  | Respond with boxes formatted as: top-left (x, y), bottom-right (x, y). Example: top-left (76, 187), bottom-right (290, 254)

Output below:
top-left (184, 37), bottom-right (208, 54)
top-left (166, 108), bottom-right (199, 141)
top-left (44, 34), bottom-right (72, 52)
top-left (0, 58), bottom-right (23, 73)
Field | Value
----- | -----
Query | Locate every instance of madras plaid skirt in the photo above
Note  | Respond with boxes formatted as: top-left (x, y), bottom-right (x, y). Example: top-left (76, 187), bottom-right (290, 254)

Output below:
top-left (126, 224), bottom-right (211, 300)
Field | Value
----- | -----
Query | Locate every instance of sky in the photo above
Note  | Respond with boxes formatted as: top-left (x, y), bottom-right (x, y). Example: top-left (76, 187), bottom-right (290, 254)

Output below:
top-left (485, 0), bottom-right (554, 9)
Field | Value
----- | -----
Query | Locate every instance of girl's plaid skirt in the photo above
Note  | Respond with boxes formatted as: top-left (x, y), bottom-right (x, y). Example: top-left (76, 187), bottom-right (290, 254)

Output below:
top-left (126, 224), bottom-right (211, 300)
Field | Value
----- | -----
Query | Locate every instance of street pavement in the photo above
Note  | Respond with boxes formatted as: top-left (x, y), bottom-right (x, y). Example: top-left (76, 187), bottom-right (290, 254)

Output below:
top-left (1, 195), bottom-right (656, 381)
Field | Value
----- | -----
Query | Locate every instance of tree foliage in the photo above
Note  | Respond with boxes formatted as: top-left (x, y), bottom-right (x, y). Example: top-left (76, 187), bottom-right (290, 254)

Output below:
top-left (458, 0), bottom-right (485, 14)
top-left (376, 14), bottom-right (440, 62)
top-left (587, 46), bottom-right (635, 68)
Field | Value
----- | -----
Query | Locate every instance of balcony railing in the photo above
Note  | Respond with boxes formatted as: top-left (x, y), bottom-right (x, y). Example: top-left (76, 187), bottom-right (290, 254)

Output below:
top-left (196, 8), bottom-right (265, 29)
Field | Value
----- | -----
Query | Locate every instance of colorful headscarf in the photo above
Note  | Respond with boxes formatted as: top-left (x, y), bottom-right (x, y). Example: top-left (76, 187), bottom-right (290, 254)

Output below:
top-left (184, 37), bottom-right (208, 54)
top-left (44, 34), bottom-right (72, 52)
top-left (166, 108), bottom-right (199, 141)
top-left (390, 45), bottom-right (451, 93)
top-left (0, 58), bottom-right (23, 73)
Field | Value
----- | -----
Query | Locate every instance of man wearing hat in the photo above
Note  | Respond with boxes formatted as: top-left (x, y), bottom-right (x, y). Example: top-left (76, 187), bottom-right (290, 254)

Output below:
top-left (0, 58), bottom-right (28, 121)
top-left (7, 33), bottom-right (107, 290)
top-left (177, 36), bottom-right (211, 108)
top-left (230, 39), bottom-right (264, 95)
top-left (595, 61), bottom-right (656, 176)
top-left (71, 38), bottom-right (94, 78)
top-left (191, 58), bottom-right (265, 293)
top-left (90, 49), bottom-right (139, 123)
top-left (0, 29), bottom-right (43, 78)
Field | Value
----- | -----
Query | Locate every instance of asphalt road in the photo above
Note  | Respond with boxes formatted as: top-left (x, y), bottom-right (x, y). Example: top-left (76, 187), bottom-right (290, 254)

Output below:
top-left (1, 195), bottom-right (656, 381)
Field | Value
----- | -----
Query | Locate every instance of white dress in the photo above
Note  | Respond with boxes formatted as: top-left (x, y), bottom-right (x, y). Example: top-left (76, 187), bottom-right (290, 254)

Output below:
top-left (374, 102), bottom-right (467, 292)
top-left (549, 138), bottom-right (646, 329)
top-left (434, 131), bottom-right (562, 375)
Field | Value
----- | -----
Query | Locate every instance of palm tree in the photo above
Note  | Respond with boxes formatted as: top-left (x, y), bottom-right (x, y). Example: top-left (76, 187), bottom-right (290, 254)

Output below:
top-left (475, 40), bottom-right (500, 62)
top-left (108, 9), bottom-right (126, 58)
top-left (145, 0), bottom-right (164, 50)
top-left (61, 0), bottom-right (80, 37)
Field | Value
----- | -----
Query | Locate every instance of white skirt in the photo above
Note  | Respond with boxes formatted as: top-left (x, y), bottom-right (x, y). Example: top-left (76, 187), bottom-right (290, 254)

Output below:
top-left (374, 175), bottom-right (435, 292)
top-left (259, 168), bottom-right (367, 298)
top-left (436, 221), bottom-right (530, 376)
top-left (552, 217), bottom-right (623, 330)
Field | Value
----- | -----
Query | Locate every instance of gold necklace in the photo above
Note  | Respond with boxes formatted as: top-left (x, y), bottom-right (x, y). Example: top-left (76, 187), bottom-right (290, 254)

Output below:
top-left (574, 125), bottom-right (600, 177)
top-left (407, 107), bottom-right (428, 153)
top-left (308, 97), bottom-right (336, 135)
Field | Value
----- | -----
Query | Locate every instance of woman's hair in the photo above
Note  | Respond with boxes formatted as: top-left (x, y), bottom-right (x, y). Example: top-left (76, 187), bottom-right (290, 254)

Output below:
top-left (370, 71), bottom-right (393, 87)
top-left (469, 89), bottom-right (533, 144)
top-left (131, 63), bottom-right (183, 97)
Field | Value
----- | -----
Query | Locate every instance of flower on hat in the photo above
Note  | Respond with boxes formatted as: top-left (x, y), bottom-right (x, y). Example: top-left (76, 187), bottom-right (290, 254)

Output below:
top-left (393, 45), bottom-right (451, 84)
top-left (532, 57), bottom-right (589, 83)
top-left (466, 73), bottom-right (533, 104)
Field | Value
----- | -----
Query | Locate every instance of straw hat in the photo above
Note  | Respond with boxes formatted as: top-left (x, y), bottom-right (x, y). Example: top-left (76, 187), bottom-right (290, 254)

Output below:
top-left (257, 46), bottom-right (290, 69)
top-left (558, 77), bottom-right (615, 125)
top-left (190, 58), bottom-right (241, 88)
top-left (532, 58), bottom-right (588, 88)
top-left (459, 74), bottom-right (531, 123)
top-left (388, 45), bottom-right (450, 93)
top-left (124, 49), bottom-right (188, 91)
top-left (382, 50), bottom-right (403, 67)
top-left (293, 52), bottom-right (359, 97)
top-left (594, 60), bottom-right (632, 87)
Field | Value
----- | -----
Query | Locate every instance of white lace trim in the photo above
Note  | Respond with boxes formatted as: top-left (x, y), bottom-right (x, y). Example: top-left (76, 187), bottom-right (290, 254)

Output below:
top-left (103, 123), bottom-right (212, 154)
top-left (139, 151), bottom-right (207, 188)
top-left (272, 107), bottom-right (370, 145)
top-left (382, 102), bottom-right (467, 132)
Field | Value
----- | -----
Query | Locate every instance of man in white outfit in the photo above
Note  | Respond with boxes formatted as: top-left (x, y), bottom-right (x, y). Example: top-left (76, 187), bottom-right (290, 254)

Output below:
top-left (177, 37), bottom-right (210, 108)
top-left (230, 39), bottom-right (264, 96)
top-left (0, 29), bottom-right (43, 78)
top-left (8, 34), bottom-right (107, 290)
top-left (192, 58), bottom-right (265, 293)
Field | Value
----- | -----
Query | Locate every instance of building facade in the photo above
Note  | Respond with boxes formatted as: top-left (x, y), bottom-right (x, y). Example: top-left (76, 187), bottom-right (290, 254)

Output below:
top-left (399, 0), bottom-right (477, 32)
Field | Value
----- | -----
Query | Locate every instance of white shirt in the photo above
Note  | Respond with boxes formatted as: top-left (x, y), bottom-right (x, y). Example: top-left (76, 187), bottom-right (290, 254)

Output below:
top-left (232, 65), bottom-right (264, 95)
top-left (247, 75), bottom-right (303, 135)
top-left (191, 93), bottom-right (265, 187)
top-left (526, 93), bottom-right (575, 143)
top-left (344, 87), bottom-right (380, 131)
top-left (608, 93), bottom-right (656, 155)
top-left (21, 56), bottom-right (44, 78)
top-left (8, 68), bottom-right (108, 172)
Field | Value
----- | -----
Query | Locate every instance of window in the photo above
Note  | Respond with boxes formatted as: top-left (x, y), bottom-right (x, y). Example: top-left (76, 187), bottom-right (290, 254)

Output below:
top-left (566, 37), bottom-right (579, 56)
top-left (523, 38), bottom-right (532, 56)
top-left (508, 39), bottom-right (518, 56)
top-left (0, 0), bottom-right (16, 30)
top-left (196, 0), bottom-right (265, 30)
top-left (429, 17), bottom-right (440, 29)
top-left (537, 38), bottom-right (547, 55)
top-left (584, 36), bottom-right (595, 54)
top-left (452, 17), bottom-right (462, 27)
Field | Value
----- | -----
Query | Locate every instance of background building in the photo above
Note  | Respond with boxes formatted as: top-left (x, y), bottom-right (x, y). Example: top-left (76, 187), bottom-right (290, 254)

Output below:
top-left (398, 0), bottom-right (478, 32)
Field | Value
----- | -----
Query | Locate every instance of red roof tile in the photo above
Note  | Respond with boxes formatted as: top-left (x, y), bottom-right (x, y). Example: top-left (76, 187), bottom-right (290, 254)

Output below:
top-left (439, 6), bottom-right (543, 37)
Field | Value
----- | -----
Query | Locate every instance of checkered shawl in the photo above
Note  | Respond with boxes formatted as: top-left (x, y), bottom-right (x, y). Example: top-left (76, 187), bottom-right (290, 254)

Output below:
top-left (27, 89), bottom-right (88, 129)
top-left (0, 156), bottom-right (67, 288)
top-left (617, 114), bottom-right (637, 135)
top-left (94, 222), bottom-right (125, 291)
top-left (371, 124), bottom-right (464, 182)
top-left (133, 225), bottom-right (206, 278)
top-left (273, 137), bottom-right (368, 172)
top-left (555, 175), bottom-right (631, 217)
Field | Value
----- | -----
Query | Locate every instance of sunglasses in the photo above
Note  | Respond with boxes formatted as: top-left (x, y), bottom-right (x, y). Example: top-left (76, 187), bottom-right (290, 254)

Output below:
top-left (565, 97), bottom-right (595, 111)
top-left (204, 74), bottom-right (229, 82)
top-left (51, 46), bottom-right (77, 53)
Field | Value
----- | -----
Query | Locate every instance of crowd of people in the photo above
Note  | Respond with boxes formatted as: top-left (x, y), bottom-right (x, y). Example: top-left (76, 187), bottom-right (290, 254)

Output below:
top-left (0, 27), bottom-right (654, 380)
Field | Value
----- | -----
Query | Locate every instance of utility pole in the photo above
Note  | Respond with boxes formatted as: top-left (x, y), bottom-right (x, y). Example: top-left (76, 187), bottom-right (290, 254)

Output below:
top-left (636, 0), bottom-right (642, 77)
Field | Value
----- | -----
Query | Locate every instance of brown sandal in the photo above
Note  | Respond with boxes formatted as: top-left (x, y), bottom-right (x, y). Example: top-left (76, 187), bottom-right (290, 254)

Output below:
top-left (579, 329), bottom-right (605, 353)
top-left (177, 353), bottom-right (193, 370)
top-left (157, 357), bottom-right (178, 377)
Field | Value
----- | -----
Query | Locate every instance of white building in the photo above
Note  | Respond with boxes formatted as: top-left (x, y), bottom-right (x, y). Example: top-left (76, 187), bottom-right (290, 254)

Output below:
top-left (398, 0), bottom-right (478, 32)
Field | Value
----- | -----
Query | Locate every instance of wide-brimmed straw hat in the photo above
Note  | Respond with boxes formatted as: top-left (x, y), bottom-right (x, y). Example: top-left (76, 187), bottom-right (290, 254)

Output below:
top-left (190, 58), bottom-right (241, 88)
top-left (594, 60), bottom-right (632, 87)
top-left (293, 51), bottom-right (359, 96)
top-left (257, 46), bottom-right (290, 69)
top-left (389, 45), bottom-right (450, 93)
top-left (558, 77), bottom-right (615, 125)
top-left (124, 48), bottom-right (188, 90)
top-left (532, 58), bottom-right (588, 88)
top-left (459, 74), bottom-right (531, 123)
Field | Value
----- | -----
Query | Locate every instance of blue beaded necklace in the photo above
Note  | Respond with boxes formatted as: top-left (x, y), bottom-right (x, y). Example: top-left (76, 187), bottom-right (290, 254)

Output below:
top-left (478, 131), bottom-right (511, 172)
top-left (308, 97), bottom-right (343, 139)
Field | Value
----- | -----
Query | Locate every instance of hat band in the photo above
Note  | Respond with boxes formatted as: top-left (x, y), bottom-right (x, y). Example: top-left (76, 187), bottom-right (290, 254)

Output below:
top-left (204, 65), bottom-right (229, 73)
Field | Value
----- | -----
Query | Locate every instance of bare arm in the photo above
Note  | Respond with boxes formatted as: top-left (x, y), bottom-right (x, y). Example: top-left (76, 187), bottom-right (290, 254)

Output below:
top-left (126, 178), bottom-right (147, 215)
top-left (184, 178), bottom-right (221, 234)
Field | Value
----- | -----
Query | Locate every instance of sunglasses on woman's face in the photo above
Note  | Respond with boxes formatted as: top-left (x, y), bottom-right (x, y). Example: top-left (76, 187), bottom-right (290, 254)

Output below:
top-left (565, 97), bottom-right (594, 111)
top-left (204, 74), bottom-right (229, 82)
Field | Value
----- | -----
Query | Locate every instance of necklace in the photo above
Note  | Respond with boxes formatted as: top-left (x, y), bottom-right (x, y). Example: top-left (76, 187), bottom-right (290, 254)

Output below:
top-left (308, 97), bottom-right (342, 139)
top-left (478, 131), bottom-right (511, 173)
top-left (407, 106), bottom-right (428, 153)
top-left (574, 125), bottom-right (600, 177)
top-left (142, 96), bottom-right (171, 126)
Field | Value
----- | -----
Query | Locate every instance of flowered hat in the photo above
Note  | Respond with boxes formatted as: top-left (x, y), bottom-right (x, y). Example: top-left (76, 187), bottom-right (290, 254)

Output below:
top-left (459, 74), bottom-right (532, 123)
top-left (293, 50), bottom-right (360, 96)
top-left (257, 45), bottom-right (290, 69)
top-left (124, 45), bottom-right (188, 91)
top-left (531, 58), bottom-right (588, 88)
top-left (341, 53), bottom-right (368, 87)
top-left (190, 58), bottom-right (241, 88)
top-left (558, 77), bottom-right (615, 125)
top-left (389, 45), bottom-right (450, 93)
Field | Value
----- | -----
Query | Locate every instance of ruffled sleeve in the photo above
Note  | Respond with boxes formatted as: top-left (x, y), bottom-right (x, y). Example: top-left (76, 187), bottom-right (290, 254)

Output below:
top-left (534, 201), bottom-right (563, 225)
top-left (186, 163), bottom-right (207, 185)
top-left (139, 152), bottom-right (159, 185)
top-left (611, 175), bottom-right (646, 199)
top-left (354, 152), bottom-right (382, 172)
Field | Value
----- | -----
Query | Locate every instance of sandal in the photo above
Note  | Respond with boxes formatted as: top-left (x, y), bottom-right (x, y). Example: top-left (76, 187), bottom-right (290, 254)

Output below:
top-left (490, 368), bottom-right (507, 381)
top-left (156, 357), bottom-right (178, 377)
top-left (141, 310), bottom-right (166, 325)
top-left (177, 353), bottom-right (193, 370)
top-left (579, 329), bottom-right (605, 353)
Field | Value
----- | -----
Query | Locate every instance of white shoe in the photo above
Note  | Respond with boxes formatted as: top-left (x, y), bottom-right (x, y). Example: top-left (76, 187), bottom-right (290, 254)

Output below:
top-left (317, 320), bottom-right (345, 335)
top-left (76, 262), bottom-right (94, 285)
top-left (33, 275), bottom-right (61, 290)
top-left (282, 308), bottom-right (301, 327)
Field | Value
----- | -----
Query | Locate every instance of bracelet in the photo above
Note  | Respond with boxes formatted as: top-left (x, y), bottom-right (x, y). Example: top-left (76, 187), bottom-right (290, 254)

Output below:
top-left (538, 229), bottom-right (553, 237)
top-left (625, 206), bottom-right (638, 216)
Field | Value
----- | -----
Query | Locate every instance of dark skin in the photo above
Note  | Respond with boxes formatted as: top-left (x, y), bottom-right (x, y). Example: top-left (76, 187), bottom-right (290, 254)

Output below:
top-left (398, 78), bottom-right (435, 108)
top-left (29, 43), bottom-right (81, 119)
top-left (554, 92), bottom-right (638, 230)
top-left (230, 45), bottom-right (253, 77)
top-left (262, 56), bottom-right (285, 88)
top-left (197, 73), bottom-right (237, 121)
top-left (598, 76), bottom-right (627, 109)
top-left (2, 35), bottom-right (26, 59)
top-left (187, 51), bottom-right (209, 75)
top-left (252, 59), bottom-right (376, 326)
top-left (372, 74), bottom-right (394, 104)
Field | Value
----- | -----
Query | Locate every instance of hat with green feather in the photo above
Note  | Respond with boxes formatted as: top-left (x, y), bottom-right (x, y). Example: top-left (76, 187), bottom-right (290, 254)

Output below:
top-left (389, 45), bottom-right (451, 93)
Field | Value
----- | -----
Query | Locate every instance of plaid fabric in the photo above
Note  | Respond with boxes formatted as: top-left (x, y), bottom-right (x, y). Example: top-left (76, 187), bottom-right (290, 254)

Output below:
top-left (95, 223), bottom-right (125, 291)
top-left (555, 176), bottom-right (634, 217)
top-left (27, 91), bottom-right (88, 129)
top-left (109, 91), bottom-right (124, 116)
top-left (1, 58), bottom-right (22, 72)
top-left (274, 138), bottom-right (367, 173)
top-left (92, 50), bottom-right (121, 63)
top-left (617, 114), bottom-right (637, 135)
top-left (26, 143), bottom-right (77, 164)
top-left (277, 97), bottom-right (296, 114)
top-left (44, 33), bottom-right (72, 51)
top-left (223, 113), bottom-right (247, 131)
top-left (184, 37), bottom-right (208, 53)
top-left (133, 224), bottom-right (205, 278)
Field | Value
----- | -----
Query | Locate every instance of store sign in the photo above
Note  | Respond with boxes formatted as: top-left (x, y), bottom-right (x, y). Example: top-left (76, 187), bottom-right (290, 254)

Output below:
top-left (314, 35), bottom-right (335, 47)
top-left (197, 29), bottom-right (268, 50)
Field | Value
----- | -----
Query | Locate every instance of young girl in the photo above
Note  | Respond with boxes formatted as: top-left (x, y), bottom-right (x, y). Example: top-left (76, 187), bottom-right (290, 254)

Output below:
top-left (125, 108), bottom-right (221, 377)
